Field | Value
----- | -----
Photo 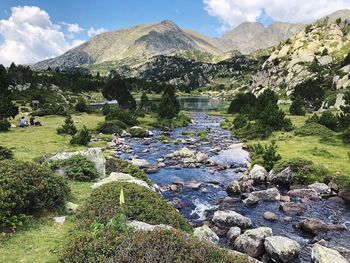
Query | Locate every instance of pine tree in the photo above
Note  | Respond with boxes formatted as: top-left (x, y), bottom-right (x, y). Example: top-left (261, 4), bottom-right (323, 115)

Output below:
top-left (139, 92), bottom-right (150, 110)
top-left (57, 114), bottom-right (77, 135)
top-left (158, 86), bottom-right (180, 119)
top-left (70, 126), bottom-right (91, 146)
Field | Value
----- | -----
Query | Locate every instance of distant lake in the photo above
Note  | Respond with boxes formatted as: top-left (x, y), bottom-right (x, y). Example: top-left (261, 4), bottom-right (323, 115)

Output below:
top-left (91, 96), bottom-right (226, 111)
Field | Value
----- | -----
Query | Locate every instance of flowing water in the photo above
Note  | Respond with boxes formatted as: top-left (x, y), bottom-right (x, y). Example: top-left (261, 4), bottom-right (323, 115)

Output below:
top-left (117, 112), bottom-right (350, 262)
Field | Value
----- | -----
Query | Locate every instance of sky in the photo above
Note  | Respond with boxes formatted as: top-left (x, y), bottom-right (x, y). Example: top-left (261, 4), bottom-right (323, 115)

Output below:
top-left (0, 0), bottom-right (350, 66)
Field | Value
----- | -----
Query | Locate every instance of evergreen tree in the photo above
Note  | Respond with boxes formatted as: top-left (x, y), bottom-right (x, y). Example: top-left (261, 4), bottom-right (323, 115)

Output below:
top-left (70, 126), bottom-right (91, 146)
top-left (57, 114), bottom-right (78, 135)
top-left (289, 98), bottom-right (306, 116)
top-left (139, 92), bottom-right (150, 110)
top-left (340, 91), bottom-right (350, 114)
top-left (0, 64), bottom-right (18, 124)
top-left (158, 86), bottom-right (180, 119)
top-left (102, 78), bottom-right (136, 110)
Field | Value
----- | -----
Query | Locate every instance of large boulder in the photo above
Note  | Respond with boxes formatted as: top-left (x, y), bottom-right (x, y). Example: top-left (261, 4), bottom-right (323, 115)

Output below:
top-left (271, 167), bottom-right (293, 185)
top-left (243, 188), bottom-right (281, 205)
top-left (264, 236), bottom-right (301, 262)
top-left (308, 183), bottom-right (331, 197)
top-left (234, 227), bottom-right (273, 258)
top-left (299, 218), bottom-right (346, 235)
top-left (173, 147), bottom-right (196, 158)
top-left (193, 225), bottom-right (219, 244)
top-left (227, 226), bottom-right (241, 244)
top-left (287, 189), bottom-right (320, 200)
top-left (248, 165), bottom-right (268, 182)
top-left (49, 147), bottom-right (106, 177)
top-left (128, 126), bottom-right (151, 137)
top-left (311, 244), bottom-right (348, 263)
top-left (212, 210), bottom-right (252, 229)
top-left (131, 158), bottom-right (150, 168)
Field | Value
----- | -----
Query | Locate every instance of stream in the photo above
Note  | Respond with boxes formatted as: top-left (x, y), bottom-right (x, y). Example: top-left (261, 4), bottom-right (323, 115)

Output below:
top-left (116, 112), bottom-right (350, 262)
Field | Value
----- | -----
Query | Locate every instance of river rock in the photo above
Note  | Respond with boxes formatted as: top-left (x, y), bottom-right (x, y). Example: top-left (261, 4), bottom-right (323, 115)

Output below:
top-left (128, 126), bottom-right (151, 137)
top-left (226, 180), bottom-right (242, 196)
top-left (227, 226), bottom-right (241, 244)
top-left (212, 210), bottom-right (252, 229)
top-left (49, 147), bottom-right (106, 177)
top-left (272, 167), bottom-right (294, 185)
top-left (308, 183), bottom-right (331, 197)
top-left (173, 147), bottom-right (195, 158)
top-left (127, 220), bottom-right (172, 231)
top-left (193, 225), bottom-right (219, 244)
top-left (264, 236), bottom-right (301, 262)
top-left (234, 227), bottom-right (273, 258)
top-left (121, 130), bottom-right (131, 137)
top-left (280, 202), bottom-right (307, 213)
top-left (131, 158), bottom-right (150, 168)
top-left (187, 182), bottom-right (202, 189)
top-left (287, 189), bottom-right (320, 200)
top-left (311, 244), bottom-right (348, 263)
top-left (263, 212), bottom-right (278, 221)
top-left (299, 218), bottom-right (346, 235)
top-left (248, 164), bottom-right (268, 182)
top-left (243, 188), bottom-right (281, 205)
top-left (338, 190), bottom-right (350, 203)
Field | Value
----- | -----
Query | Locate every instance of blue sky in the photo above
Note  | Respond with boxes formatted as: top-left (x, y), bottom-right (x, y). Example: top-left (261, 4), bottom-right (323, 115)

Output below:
top-left (1, 0), bottom-right (229, 38)
top-left (0, 0), bottom-right (349, 65)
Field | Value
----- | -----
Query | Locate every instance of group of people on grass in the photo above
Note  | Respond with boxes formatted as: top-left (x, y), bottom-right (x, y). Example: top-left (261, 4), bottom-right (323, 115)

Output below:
top-left (19, 115), bottom-right (42, 128)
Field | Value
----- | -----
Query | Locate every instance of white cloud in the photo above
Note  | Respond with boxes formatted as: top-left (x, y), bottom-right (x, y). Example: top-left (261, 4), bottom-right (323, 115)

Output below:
top-left (87, 27), bottom-right (107, 38)
top-left (0, 6), bottom-right (85, 66)
top-left (60, 22), bottom-right (84, 33)
top-left (203, 0), bottom-right (350, 31)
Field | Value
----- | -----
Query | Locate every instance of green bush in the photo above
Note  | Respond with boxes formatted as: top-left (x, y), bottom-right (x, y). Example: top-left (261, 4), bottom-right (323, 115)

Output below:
top-left (105, 157), bottom-right (152, 185)
top-left (158, 85), bottom-right (180, 119)
top-left (228, 92), bottom-right (257, 115)
top-left (61, 228), bottom-right (249, 263)
top-left (0, 145), bottom-right (13, 160)
top-left (70, 126), bottom-right (91, 146)
top-left (97, 120), bottom-right (126, 134)
top-left (295, 122), bottom-right (334, 137)
top-left (253, 142), bottom-right (281, 171)
top-left (48, 155), bottom-right (99, 181)
top-left (154, 114), bottom-right (192, 129)
top-left (341, 127), bottom-right (350, 144)
top-left (233, 114), bottom-right (248, 129)
top-left (34, 103), bottom-right (66, 116)
top-left (235, 122), bottom-right (272, 140)
top-left (75, 98), bottom-right (90, 113)
top-left (0, 118), bottom-right (11, 132)
top-left (0, 160), bottom-right (70, 230)
top-left (289, 99), bottom-right (306, 116)
top-left (75, 182), bottom-right (191, 232)
top-left (274, 158), bottom-right (329, 184)
top-left (103, 105), bottom-right (138, 126)
top-left (57, 114), bottom-right (77, 135)
top-left (318, 111), bottom-right (339, 131)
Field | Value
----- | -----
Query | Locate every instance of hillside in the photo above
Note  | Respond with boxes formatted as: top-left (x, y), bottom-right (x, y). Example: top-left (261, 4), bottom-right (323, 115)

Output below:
top-left (252, 9), bottom-right (350, 103)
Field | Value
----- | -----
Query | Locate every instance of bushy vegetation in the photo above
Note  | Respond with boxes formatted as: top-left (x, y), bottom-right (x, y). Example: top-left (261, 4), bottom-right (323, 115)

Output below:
top-left (61, 228), bottom-right (249, 263)
top-left (102, 77), bottom-right (136, 110)
top-left (0, 118), bottom-right (11, 132)
top-left (0, 160), bottom-right (70, 230)
top-left (233, 114), bottom-right (248, 129)
top-left (47, 155), bottom-right (99, 181)
top-left (75, 182), bottom-right (191, 231)
top-left (75, 98), bottom-right (91, 113)
top-left (0, 145), bottom-right (14, 160)
top-left (105, 157), bottom-right (152, 185)
top-left (274, 158), bottom-right (329, 184)
top-left (33, 103), bottom-right (67, 117)
top-left (103, 104), bottom-right (138, 127)
top-left (235, 121), bottom-right (272, 140)
top-left (70, 126), bottom-right (91, 146)
top-left (341, 127), bottom-right (350, 144)
top-left (56, 114), bottom-right (77, 135)
top-left (158, 85), bottom-right (180, 119)
top-left (97, 120), bottom-right (127, 134)
top-left (154, 114), bottom-right (191, 129)
top-left (227, 92), bottom-right (257, 115)
top-left (253, 141), bottom-right (281, 171)
top-left (295, 122), bottom-right (334, 137)
top-left (289, 98), bottom-right (306, 116)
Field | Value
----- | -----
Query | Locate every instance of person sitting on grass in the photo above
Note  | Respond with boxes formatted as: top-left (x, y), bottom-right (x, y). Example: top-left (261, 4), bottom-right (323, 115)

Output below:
top-left (19, 116), bottom-right (28, 128)
top-left (29, 114), bottom-right (42, 126)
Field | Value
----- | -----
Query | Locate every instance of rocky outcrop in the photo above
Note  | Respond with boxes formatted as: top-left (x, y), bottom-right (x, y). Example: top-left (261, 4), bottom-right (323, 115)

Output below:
top-left (49, 147), bottom-right (106, 177)
top-left (264, 236), bottom-right (301, 262)
top-left (193, 225), bottom-right (219, 244)
top-left (311, 244), bottom-right (348, 263)
top-left (308, 183), bottom-right (331, 197)
top-left (212, 210), bottom-right (252, 229)
top-left (271, 167), bottom-right (293, 185)
top-left (234, 227), bottom-right (273, 258)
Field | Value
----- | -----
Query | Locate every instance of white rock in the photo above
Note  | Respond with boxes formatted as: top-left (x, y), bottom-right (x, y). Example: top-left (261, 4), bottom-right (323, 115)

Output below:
top-left (54, 216), bottom-right (66, 225)
top-left (193, 225), bottom-right (219, 244)
top-left (127, 220), bottom-right (172, 231)
top-left (131, 158), bottom-right (150, 168)
top-left (312, 244), bottom-right (348, 263)
top-left (212, 210), bottom-right (252, 229)
top-left (249, 164), bottom-right (268, 182)
top-left (264, 236), bottom-right (301, 262)
top-left (227, 226), bottom-right (241, 243)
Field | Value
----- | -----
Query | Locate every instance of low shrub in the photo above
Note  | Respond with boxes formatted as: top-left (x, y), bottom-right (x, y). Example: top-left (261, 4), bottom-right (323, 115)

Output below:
top-left (34, 103), bottom-right (66, 116)
top-left (341, 127), bottom-right (350, 144)
top-left (57, 114), bottom-right (77, 135)
top-left (235, 121), bottom-right (272, 140)
top-left (0, 145), bottom-right (14, 160)
top-left (75, 98), bottom-right (91, 113)
top-left (274, 158), bottom-right (329, 184)
top-left (318, 111), bottom-right (339, 131)
top-left (127, 126), bottom-right (149, 137)
top-left (252, 141), bottom-right (281, 171)
top-left (47, 155), bottom-right (99, 181)
top-left (154, 114), bottom-right (192, 129)
top-left (295, 122), bottom-right (334, 138)
top-left (70, 126), bottom-right (91, 146)
top-left (233, 114), bottom-right (248, 129)
top-left (0, 160), bottom-right (70, 230)
top-left (289, 99), bottom-right (306, 116)
top-left (75, 182), bottom-right (191, 232)
top-left (105, 157), bottom-right (152, 185)
top-left (61, 228), bottom-right (249, 263)
top-left (96, 120), bottom-right (127, 134)
top-left (103, 105), bottom-right (138, 126)
top-left (0, 118), bottom-right (11, 132)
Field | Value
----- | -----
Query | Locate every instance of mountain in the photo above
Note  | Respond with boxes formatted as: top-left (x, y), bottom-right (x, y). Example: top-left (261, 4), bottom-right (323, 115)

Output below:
top-left (32, 19), bottom-right (299, 71)
top-left (223, 22), bottom-right (304, 54)
top-left (252, 9), bottom-right (350, 102)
